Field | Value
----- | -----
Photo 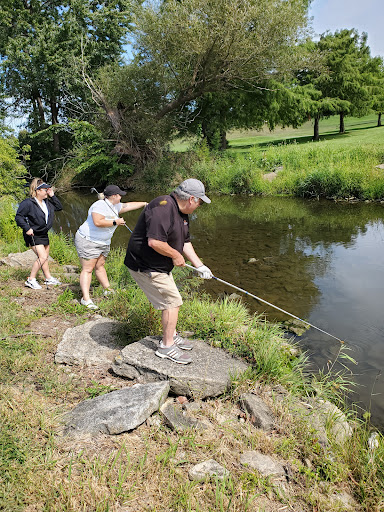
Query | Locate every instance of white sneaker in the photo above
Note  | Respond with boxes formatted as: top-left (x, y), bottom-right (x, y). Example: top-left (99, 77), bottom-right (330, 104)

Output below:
top-left (25, 278), bottom-right (42, 290)
top-left (80, 298), bottom-right (99, 310)
top-left (103, 288), bottom-right (115, 297)
top-left (44, 276), bottom-right (61, 285)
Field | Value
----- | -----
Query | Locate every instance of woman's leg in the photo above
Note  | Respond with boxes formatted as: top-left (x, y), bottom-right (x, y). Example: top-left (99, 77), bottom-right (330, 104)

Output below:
top-left (94, 255), bottom-right (110, 289)
top-left (79, 257), bottom-right (97, 301)
top-left (30, 244), bottom-right (51, 280)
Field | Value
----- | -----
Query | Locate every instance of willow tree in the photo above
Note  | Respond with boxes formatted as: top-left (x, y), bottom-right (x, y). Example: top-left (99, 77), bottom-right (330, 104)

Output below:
top-left (90, 0), bottom-right (311, 164)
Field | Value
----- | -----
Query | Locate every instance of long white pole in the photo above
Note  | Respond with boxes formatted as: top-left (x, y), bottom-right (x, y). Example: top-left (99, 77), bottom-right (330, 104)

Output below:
top-left (185, 263), bottom-right (344, 344)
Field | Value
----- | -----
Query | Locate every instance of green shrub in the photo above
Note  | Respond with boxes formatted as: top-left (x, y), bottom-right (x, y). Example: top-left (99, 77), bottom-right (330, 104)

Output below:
top-left (49, 231), bottom-right (78, 265)
top-left (0, 196), bottom-right (24, 244)
top-left (0, 138), bottom-right (28, 199)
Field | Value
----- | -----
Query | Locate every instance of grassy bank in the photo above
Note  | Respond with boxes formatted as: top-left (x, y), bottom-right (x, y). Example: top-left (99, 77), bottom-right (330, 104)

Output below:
top-left (134, 114), bottom-right (384, 200)
top-left (1, 197), bottom-right (384, 511)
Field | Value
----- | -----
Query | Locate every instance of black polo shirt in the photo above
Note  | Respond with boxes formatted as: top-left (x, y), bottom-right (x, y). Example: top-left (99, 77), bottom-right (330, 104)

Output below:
top-left (124, 193), bottom-right (190, 273)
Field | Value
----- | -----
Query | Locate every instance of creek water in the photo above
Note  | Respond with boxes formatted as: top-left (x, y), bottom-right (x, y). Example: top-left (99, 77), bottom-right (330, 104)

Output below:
top-left (54, 191), bottom-right (384, 428)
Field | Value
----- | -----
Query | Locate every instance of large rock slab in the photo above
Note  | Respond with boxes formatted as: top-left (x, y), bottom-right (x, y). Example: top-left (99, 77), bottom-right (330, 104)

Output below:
top-left (55, 318), bottom-right (122, 366)
top-left (0, 249), bottom-right (54, 268)
top-left (111, 336), bottom-right (249, 399)
top-left (64, 381), bottom-right (170, 435)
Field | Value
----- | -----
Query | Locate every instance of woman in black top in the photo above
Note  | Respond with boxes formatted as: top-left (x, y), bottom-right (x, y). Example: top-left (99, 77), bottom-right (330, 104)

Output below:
top-left (15, 178), bottom-right (63, 289)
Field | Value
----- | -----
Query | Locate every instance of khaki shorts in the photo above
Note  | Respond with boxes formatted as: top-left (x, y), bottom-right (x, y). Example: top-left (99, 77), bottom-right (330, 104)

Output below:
top-left (128, 269), bottom-right (183, 310)
top-left (75, 231), bottom-right (110, 259)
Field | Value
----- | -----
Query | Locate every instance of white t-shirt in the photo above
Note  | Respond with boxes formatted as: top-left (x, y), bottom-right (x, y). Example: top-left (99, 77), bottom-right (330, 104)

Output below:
top-left (77, 199), bottom-right (123, 244)
top-left (35, 198), bottom-right (49, 223)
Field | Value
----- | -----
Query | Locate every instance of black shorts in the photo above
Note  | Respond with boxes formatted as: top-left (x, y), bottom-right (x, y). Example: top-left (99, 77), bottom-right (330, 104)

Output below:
top-left (23, 233), bottom-right (49, 247)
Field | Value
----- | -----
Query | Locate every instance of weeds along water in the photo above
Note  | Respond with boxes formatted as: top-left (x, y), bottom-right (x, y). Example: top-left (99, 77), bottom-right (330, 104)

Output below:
top-left (141, 114), bottom-right (384, 200)
top-left (1, 200), bottom-right (384, 510)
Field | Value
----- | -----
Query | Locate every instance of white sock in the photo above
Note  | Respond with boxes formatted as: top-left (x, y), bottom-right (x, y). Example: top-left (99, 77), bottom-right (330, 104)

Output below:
top-left (160, 341), bottom-right (175, 349)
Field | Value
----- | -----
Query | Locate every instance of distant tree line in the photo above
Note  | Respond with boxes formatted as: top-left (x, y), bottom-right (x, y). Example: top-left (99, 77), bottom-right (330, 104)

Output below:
top-left (0, 0), bottom-right (383, 183)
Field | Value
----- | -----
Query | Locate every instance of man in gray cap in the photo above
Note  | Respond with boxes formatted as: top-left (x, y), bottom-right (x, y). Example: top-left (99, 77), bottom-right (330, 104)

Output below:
top-left (124, 179), bottom-right (212, 364)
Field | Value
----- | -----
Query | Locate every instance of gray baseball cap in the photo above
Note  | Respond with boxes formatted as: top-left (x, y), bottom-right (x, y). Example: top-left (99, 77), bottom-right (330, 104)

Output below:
top-left (178, 179), bottom-right (211, 203)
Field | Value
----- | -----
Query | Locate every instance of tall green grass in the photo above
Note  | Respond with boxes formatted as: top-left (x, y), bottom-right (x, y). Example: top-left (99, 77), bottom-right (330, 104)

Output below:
top-left (138, 139), bottom-right (384, 199)
top-left (144, 114), bottom-right (384, 200)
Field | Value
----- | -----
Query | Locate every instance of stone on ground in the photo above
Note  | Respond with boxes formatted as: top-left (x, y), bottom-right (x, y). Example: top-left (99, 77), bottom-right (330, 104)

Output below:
top-left (111, 336), bottom-right (249, 399)
top-left (55, 317), bottom-right (122, 366)
top-left (160, 398), bottom-right (207, 431)
top-left (64, 381), bottom-right (170, 435)
top-left (0, 249), bottom-right (54, 268)
top-left (240, 451), bottom-right (286, 478)
top-left (308, 399), bottom-right (353, 445)
top-left (189, 460), bottom-right (230, 481)
top-left (293, 399), bottom-right (353, 446)
top-left (239, 393), bottom-right (275, 430)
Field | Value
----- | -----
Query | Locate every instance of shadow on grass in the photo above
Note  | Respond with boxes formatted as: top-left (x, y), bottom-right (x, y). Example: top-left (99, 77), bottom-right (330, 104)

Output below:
top-left (229, 123), bottom-right (381, 151)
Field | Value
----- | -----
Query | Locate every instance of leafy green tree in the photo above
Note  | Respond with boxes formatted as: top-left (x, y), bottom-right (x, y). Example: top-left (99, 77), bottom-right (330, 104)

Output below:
top-left (0, 0), bottom-right (133, 157)
top-left (178, 83), bottom-right (309, 150)
top-left (315, 29), bottom-right (372, 134)
top-left (368, 56), bottom-right (384, 127)
top-left (90, 0), bottom-right (311, 163)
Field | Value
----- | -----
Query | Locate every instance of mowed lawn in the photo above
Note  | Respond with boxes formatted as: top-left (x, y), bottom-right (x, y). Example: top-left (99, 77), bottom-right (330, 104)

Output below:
top-left (172, 113), bottom-right (383, 153)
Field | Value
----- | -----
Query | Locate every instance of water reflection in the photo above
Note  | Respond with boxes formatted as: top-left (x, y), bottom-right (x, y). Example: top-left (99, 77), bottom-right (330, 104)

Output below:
top-left (54, 192), bottom-right (384, 427)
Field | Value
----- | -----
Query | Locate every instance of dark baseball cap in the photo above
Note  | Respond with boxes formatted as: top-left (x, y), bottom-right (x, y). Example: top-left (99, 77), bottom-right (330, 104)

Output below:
top-left (177, 179), bottom-right (211, 203)
top-left (103, 185), bottom-right (127, 196)
top-left (36, 182), bottom-right (51, 190)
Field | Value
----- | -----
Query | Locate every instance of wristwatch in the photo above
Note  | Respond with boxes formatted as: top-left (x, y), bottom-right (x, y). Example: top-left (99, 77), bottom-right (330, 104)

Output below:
top-left (113, 220), bottom-right (117, 226)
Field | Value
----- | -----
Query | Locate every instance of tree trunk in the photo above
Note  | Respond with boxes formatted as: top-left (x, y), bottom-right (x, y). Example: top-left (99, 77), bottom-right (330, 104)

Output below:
top-left (339, 112), bottom-right (345, 134)
top-left (201, 119), bottom-right (215, 149)
top-left (313, 116), bottom-right (320, 141)
top-left (50, 98), bottom-right (60, 153)
top-left (32, 90), bottom-right (46, 128)
top-left (220, 130), bottom-right (228, 150)
top-left (378, 112), bottom-right (382, 127)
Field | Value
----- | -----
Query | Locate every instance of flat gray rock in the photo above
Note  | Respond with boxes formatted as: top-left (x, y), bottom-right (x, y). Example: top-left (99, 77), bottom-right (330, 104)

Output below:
top-left (239, 393), bottom-right (275, 430)
top-left (111, 336), bottom-right (249, 399)
top-left (240, 451), bottom-right (286, 478)
top-left (0, 249), bottom-right (54, 268)
top-left (64, 381), bottom-right (170, 435)
top-left (55, 318), bottom-right (122, 366)
top-left (189, 460), bottom-right (229, 481)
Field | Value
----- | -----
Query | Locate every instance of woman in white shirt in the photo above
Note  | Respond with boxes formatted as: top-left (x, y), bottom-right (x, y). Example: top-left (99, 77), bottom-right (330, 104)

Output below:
top-left (75, 185), bottom-right (147, 309)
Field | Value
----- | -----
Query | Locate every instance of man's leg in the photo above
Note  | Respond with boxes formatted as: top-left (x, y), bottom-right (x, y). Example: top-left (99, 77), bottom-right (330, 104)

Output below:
top-left (161, 306), bottom-right (180, 347)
